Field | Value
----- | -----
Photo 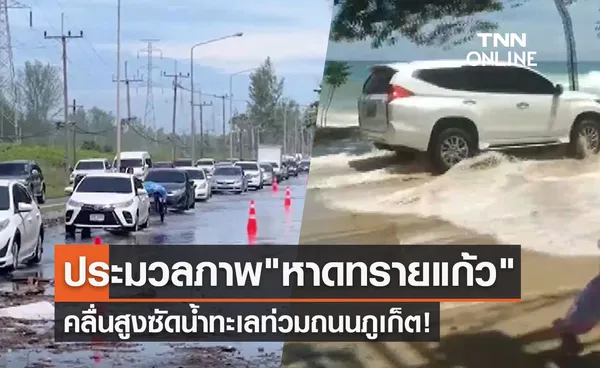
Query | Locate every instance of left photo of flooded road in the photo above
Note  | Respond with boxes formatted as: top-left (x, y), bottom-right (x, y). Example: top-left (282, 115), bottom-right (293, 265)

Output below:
top-left (0, 0), bottom-right (330, 366)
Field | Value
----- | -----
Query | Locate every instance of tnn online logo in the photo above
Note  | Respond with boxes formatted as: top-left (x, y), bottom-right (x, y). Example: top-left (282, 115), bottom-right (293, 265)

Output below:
top-left (466, 33), bottom-right (537, 67)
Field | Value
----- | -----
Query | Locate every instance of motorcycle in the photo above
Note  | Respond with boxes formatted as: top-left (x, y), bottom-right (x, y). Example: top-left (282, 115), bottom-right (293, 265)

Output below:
top-left (143, 181), bottom-right (167, 223)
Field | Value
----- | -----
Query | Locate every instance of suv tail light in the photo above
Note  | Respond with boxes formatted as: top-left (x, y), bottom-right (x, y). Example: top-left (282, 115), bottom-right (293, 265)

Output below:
top-left (388, 85), bottom-right (413, 101)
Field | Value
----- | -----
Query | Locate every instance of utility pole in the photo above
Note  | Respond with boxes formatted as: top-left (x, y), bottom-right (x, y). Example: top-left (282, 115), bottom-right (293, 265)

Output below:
top-left (192, 98), bottom-right (212, 159)
top-left (113, 61), bottom-right (143, 121)
top-left (282, 101), bottom-right (287, 155)
top-left (163, 64), bottom-right (189, 161)
top-left (44, 13), bottom-right (83, 171)
top-left (67, 99), bottom-right (83, 166)
top-left (204, 92), bottom-right (228, 156)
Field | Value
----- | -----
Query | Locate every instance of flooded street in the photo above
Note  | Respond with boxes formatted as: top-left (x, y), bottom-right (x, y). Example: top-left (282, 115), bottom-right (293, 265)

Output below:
top-left (0, 175), bottom-right (306, 367)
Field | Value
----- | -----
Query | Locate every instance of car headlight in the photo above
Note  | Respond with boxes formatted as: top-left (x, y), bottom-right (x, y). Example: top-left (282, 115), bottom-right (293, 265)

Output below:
top-left (68, 199), bottom-right (83, 208)
top-left (0, 218), bottom-right (9, 232)
top-left (198, 182), bottom-right (207, 189)
top-left (170, 189), bottom-right (184, 196)
top-left (234, 181), bottom-right (241, 185)
top-left (113, 199), bottom-right (134, 208)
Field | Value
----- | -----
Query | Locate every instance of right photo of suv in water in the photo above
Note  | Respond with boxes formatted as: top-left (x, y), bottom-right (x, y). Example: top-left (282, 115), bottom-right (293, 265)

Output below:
top-left (291, 1), bottom-right (600, 368)
top-left (359, 60), bottom-right (600, 172)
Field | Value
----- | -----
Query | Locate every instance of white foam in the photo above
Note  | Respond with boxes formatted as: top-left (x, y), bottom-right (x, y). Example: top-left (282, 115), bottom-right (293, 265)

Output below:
top-left (321, 151), bottom-right (600, 256)
top-left (309, 169), bottom-right (394, 189)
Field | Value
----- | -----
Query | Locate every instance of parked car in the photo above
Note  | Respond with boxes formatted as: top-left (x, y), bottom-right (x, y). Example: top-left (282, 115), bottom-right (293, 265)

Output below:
top-left (358, 60), bottom-right (600, 172)
top-left (270, 162), bottom-right (283, 182)
top-left (0, 180), bottom-right (44, 273)
top-left (69, 158), bottom-right (111, 184)
top-left (0, 160), bottom-right (46, 204)
top-left (234, 161), bottom-right (263, 190)
top-left (196, 158), bottom-right (215, 173)
top-left (182, 167), bottom-right (211, 201)
top-left (259, 162), bottom-right (274, 185)
top-left (145, 169), bottom-right (195, 211)
top-left (211, 166), bottom-right (247, 194)
top-left (154, 161), bottom-right (174, 168)
top-left (64, 173), bottom-right (150, 237)
top-left (286, 161), bottom-right (299, 177)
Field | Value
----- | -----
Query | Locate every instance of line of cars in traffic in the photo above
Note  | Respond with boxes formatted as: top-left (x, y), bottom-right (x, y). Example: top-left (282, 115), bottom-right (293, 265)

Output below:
top-left (63, 152), bottom-right (310, 238)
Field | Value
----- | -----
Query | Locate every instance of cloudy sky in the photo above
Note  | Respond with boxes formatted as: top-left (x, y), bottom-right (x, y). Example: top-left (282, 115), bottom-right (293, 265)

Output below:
top-left (327, 1), bottom-right (600, 61)
top-left (11, 0), bottom-right (332, 133)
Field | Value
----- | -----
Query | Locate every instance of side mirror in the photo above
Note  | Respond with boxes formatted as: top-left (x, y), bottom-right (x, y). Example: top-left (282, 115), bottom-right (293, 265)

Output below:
top-left (64, 186), bottom-right (73, 195)
top-left (17, 202), bottom-right (33, 212)
top-left (136, 188), bottom-right (147, 196)
top-left (554, 84), bottom-right (563, 95)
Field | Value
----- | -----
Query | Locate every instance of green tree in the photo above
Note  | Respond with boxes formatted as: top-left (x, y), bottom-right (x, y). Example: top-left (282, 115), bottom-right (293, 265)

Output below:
top-left (321, 61), bottom-right (350, 127)
top-left (247, 57), bottom-right (284, 145)
top-left (330, 0), bottom-right (527, 48)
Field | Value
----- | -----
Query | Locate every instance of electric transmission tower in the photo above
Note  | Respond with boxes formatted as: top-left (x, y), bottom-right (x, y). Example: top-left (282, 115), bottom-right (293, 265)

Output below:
top-left (0, 0), bottom-right (32, 142)
top-left (137, 39), bottom-right (162, 135)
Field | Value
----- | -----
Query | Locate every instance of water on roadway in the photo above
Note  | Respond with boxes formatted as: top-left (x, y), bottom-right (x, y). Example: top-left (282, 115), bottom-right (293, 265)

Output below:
top-left (1, 175), bottom-right (307, 367)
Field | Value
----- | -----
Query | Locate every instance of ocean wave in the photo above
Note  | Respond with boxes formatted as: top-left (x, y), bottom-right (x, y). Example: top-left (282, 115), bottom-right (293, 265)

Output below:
top-left (551, 70), bottom-right (600, 93)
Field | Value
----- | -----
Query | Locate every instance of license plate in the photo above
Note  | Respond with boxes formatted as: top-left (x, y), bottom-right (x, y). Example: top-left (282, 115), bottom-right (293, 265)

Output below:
top-left (89, 214), bottom-right (105, 222)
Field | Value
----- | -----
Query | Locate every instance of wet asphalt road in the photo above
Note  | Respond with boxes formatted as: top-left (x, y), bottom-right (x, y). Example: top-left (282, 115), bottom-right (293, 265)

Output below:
top-left (1, 174), bottom-right (307, 368)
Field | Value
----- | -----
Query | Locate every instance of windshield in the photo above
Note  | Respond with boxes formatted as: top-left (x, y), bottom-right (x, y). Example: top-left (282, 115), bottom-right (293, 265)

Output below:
top-left (75, 161), bottom-right (104, 170)
top-left (196, 160), bottom-right (213, 166)
top-left (270, 162), bottom-right (279, 168)
top-left (116, 158), bottom-right (143, 168)
top-left (173, 159), bottom-right (192, 167)
top-left (0, 186), bottom-right (9, 210)
top-left (185, 169), bottom-right (205, 180)
top-left (146, 170), bottom-right (186, 183)
top-left (236, 163), bottom-right (258, 171)
top-left (214, 167), bottom-right (242, 176)
top-left (76, 177), bottom-right (133, 194)
top-left (154, 162), bottom-right (173, 168)
top-left (0, 163), bottom-right (28, 176)
top-left (259, 163), bottom-right (273, 172)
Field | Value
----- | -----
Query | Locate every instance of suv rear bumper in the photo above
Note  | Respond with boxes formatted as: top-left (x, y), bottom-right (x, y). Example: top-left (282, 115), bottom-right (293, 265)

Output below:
top-left (362, 121), bottom-right (430, 152)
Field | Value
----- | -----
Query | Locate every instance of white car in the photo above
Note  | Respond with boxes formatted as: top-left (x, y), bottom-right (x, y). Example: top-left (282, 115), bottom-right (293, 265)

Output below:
top-left (64, 173), bottom-right (150, 236)
top-left (235, 161), bottom-right (263, 190)
top-left (259, 162), bottom-right (274, 185)
top-left (180, 167), bottom-right (211, 201)
top-left (0, 180), bottom-right (43, 273)
top-left (69, 158), bottom-right (111, 184)
top-left (196, 158), bottom-right (215, 174)
top-left (358, 60), bottom-right (600, 172)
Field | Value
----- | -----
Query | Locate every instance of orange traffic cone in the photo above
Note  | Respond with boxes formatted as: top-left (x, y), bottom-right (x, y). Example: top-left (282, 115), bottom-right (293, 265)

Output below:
top-left (94, 237), bottom-right (102, 245)
top-left (247, 200), bottom-right (257, 237)
top-left (272, 177), bottom-right (278, 192)
top-left (284, 186), bottom-right (291, 207)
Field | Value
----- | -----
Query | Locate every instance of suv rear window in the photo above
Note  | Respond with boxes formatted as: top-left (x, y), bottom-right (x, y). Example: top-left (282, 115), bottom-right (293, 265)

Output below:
top-left (362, 67), bottom-right (396, 94)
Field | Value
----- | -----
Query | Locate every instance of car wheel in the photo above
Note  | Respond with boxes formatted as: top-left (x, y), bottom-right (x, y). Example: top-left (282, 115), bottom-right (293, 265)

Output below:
top-left (4, 237), bottom-right (20, 273)
top-left (37, 185), bottom-right (46, 204)
top-left (140, 213), bottom-right (149, 229)
top-left (27, 230), bottom-right (43, 265)
top-left (125, 211), bottom-right (140, 232)
top-left (570, 119), bottom-right (600, 159)
top-left (430, 127), bottom-right (476, 174)
top-left (65, 225), bottom-right (76, 238)
top-left (81, 228), bottom-right (91, 239)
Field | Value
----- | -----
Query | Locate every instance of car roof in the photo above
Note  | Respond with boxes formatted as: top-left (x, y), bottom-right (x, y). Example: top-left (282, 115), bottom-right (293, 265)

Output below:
top-left (374, 59), bottom-right (535, 73)
top-left (235, 161), bottom-right (258, 165)
top-left (118, 151), bottom-right (149, 158)
top-left (83, 172), bottom-right (132, 179)
top-left (77, 158), bottom-right (106, 162)
top-left (0, 179), bottom-right (23, 186)
top-left (1, 160), bottom-right (31, 164)
top-left (174, 158), bottom-right (192, 161)
top-left (178, 166), bottom-right (202, 170)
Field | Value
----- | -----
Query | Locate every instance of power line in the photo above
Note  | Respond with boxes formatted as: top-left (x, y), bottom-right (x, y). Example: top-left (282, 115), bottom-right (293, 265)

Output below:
top-left (43, 12), bottom-right (83, 172)
top-left (113, 60), bottom-right (142, 122)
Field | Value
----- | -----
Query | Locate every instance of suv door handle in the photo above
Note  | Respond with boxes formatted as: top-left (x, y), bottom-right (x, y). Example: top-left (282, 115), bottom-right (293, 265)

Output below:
top-left (462, 100), bottom-right (476, 105)
top-left (517, 102), bottom-right (529, 109)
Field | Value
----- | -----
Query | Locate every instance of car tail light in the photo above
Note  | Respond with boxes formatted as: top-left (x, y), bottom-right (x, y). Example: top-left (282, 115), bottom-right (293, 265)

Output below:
top-left (388, 85), bottom-right (413, 101)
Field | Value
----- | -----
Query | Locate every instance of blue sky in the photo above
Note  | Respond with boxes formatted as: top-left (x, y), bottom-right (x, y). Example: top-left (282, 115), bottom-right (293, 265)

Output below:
top-left (11, 0), bottom-right (332, 133)
top-left (327, 1), bottom-right (600, 62)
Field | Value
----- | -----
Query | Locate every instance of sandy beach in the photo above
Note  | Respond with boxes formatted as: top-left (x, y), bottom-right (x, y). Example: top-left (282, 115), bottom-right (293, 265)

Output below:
top-left (282, 130), bottom-right (600, 367)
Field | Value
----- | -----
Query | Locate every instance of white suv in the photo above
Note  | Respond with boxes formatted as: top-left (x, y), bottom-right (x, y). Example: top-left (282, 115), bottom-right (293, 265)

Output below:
top-left (358, 60), bottom-right (600, 172)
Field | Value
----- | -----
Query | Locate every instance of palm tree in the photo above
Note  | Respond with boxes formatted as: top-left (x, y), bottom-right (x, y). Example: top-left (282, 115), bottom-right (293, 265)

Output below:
top-left (554, 0), bottom-right (578, 90)
top-left (322, 61), bottom-right (351, 127)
